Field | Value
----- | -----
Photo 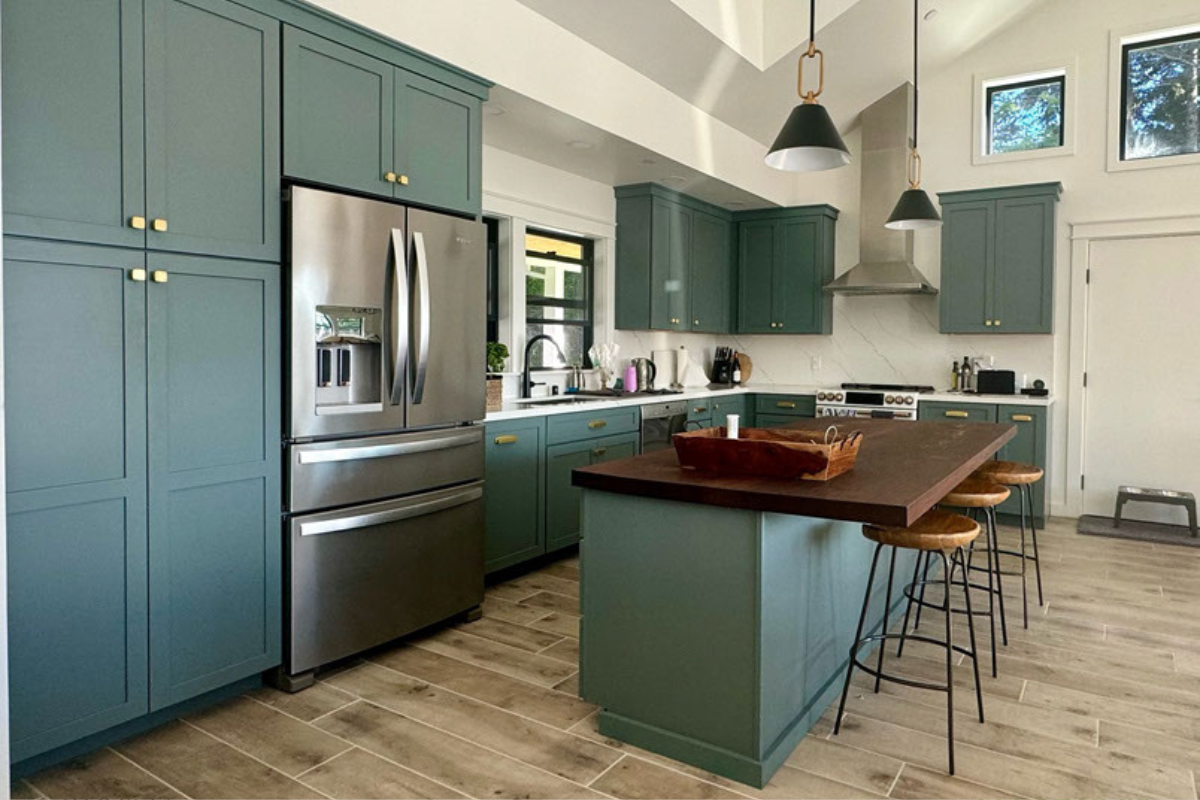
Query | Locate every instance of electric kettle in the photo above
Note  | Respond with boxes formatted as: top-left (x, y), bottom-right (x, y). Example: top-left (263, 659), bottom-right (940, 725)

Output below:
top-left (632, 358), bottom-right (657, 391)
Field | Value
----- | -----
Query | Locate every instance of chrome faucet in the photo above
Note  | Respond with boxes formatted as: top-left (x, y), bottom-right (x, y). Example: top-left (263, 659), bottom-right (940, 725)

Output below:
top-left (523, 334), bottom-right (566, 398)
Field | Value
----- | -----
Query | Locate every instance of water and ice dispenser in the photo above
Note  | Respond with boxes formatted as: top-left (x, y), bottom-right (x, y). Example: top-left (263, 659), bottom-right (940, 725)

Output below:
top-left (314, 305), bottom-right (383, 412)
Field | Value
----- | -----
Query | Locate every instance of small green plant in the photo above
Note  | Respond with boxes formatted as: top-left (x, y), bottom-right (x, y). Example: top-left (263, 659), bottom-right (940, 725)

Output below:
top-left (486, 341), bottom-right (509, 374)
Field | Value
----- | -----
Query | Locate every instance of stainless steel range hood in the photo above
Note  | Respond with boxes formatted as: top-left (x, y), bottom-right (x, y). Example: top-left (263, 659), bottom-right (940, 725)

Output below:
top-left (824, 84), bottom-right (938, 296)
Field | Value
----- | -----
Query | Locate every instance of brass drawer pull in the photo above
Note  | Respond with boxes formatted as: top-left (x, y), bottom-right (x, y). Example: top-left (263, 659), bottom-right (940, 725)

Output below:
top-left (945, 410), bottom-right (969, 418)
top-left (130, 268), bottom-right (147, 282)
top-left (130, 216), bottom-right (147, 230)
top-left (777, 401), bottom-right (796, 409)
top-left (151, 270), bottom-right (168, 283)
top-left (593, 447), bottom-right (607, 457)
top-left (1011, 414), bottom-right (1033, 422)
top-left (493, 434), bottom-right (518, 445)
top-left (693, 406), bottom-right (707, 414)
top-left (588, 420), bottom-right (607, 429)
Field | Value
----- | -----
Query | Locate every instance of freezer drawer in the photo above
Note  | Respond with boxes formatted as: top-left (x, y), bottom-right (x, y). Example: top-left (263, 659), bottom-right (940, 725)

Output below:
top-left (288, 426), bottom-right (483, 513)
top-left (286, 481), bottom-right (484, 675)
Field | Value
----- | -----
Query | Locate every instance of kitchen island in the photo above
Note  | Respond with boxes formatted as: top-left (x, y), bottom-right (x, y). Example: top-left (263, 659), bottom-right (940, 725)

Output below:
top-left (571, 418), bottom-right (1015, 788)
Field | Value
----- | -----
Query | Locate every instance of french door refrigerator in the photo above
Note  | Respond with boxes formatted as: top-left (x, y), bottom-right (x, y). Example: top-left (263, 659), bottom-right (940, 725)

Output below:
top-left (282, 185), bottom-right (485, 688)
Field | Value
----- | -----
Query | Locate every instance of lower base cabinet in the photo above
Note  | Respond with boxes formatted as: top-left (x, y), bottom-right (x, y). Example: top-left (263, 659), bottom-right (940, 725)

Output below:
top-left (484, 419), bottom-right (546, 572)
top-left (546, 432), bottom-right (639, 552)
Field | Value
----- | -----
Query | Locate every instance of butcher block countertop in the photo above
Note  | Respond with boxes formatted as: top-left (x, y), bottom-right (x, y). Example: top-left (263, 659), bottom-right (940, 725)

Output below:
top-left (571, 418), bottom-right (1016, 527)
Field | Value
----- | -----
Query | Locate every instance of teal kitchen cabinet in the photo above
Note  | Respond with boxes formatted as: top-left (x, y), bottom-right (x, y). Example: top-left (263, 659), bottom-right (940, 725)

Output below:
top-left (283, 26), bottom-right (483, 215)
top-left (546, 432), bottom-right (640, 553)
top-left (686, 398), bottom-right (715, 429)
top-left (736, 206), bottom-right (837, 334)
top-left (996, 404), bottom-right (1048, 524)
top-left (918, 401), bottom-right (997, 424)
top-left (938, 183), bottom-right (1060, 334)
top-left (614, 184), bottom-right (734, 333)
top-left (4, 240), bottom-right (150, 762)
top-left (1, 0), bottom-right (281, 261)
top-left (1, 0), bottom-right (145, 249)
top-left (756, 394), bottom-right (816, 419)
top-left (485, 419), bottom-right (547, 574)
top-left (710, 394), bottom-right (751, 427)
top-left (146, 253), bottom-right (281, 710)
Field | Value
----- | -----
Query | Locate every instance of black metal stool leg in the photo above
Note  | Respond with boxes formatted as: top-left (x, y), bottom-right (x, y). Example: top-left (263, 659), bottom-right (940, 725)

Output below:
top-left (1027, 484), bottom-right (1044, 606)
top-left (938, 549), bottom-right (956, 775)
top-left (913, 552), bottom-right (931, 633)
top-left (1018, 481), bottom-right (1029, 629)
top-left (896, 549), bottom-right (923, 656)
top-left (835, 542), bottom-right (885, 735)
top-left (981, 512), bottom-right (998, 677)
top-left (875, 546), bottom-right (897, 692)
top-left (957, 547), bottom-right (985, 724)
top-left (988, 506), bottom-right (1009, 646)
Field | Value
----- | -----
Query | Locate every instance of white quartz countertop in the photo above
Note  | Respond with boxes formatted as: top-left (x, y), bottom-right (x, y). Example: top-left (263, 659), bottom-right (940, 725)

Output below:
top-left (484, 383), bottom-right (1051, 422)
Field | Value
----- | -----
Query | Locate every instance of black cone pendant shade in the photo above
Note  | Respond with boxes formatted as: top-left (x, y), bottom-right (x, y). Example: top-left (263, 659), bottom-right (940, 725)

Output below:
top-left (886, 0), bottom-right (941, 229)
top-left (766, 103), bottom-right (851, 171)
top-left (765, 0), bottom-right (851, 172)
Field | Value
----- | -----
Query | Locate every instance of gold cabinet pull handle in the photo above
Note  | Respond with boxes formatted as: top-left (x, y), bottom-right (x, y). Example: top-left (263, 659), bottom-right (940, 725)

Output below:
top-left (398, 174), bottom-right (410, 185)
top-left (592, 447), bottom-right (607, 457)
top-left (384, 172), bottom-right (397, 183)
top-left (693, 406), bottom-right (707, 414)
top-left (588, 420), bottom-right (607, 429)
top-left (152, 270), bottom-right (168, 283)
top-left (945, 410), bottom-right (969, 418)
top-left (130, 216), bottom-right (147, 230)
top-left (493, 434), bottom-right (518, 445)
top-left (1011, 414), bottom-right (1033, 422)
top-left (130, 268), bottom-right (147, 282)
top-left (777, 401), bottom-right (796, 409)
top-left (151, 218), bottom-right (168, 232)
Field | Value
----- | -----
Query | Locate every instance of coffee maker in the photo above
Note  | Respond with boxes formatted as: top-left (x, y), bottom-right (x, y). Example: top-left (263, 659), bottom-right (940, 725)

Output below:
top-left (710, 347), bottom-right (734, 385)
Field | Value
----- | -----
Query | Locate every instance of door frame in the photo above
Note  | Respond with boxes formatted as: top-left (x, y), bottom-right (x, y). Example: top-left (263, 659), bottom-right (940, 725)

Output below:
top-left (1066, 214), bottom-right (1200, 516)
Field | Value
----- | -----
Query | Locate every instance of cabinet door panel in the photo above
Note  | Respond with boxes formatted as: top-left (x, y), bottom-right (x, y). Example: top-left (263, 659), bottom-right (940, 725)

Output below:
top-left (394, 70), bottom-right (481, 215)
top-left (144, 0), bottom-right (280, 261)
top-left (668, 206), bottom-right (692, 331)
top-left (737, 221), bottom-right (776, 333)
top-left (591, 433), bottom-right (640, 464)
top-left (939, 201), bottom-right (995, 333)
top-left (283, 27), bottom-right (395, 198)
top-left (917, 402), bottom-right (996, 423)
top-left (545, 443), bottom-right (591, 552)
top-left (996, 405), bottom-right (1047, 521)
top-left (777, 218), bottom-right (819, 333)
top-left (994, 197), bottom-right (1054, 333)
top-left (4, 241), bottom-right (149, 762)
top-left (650, 200), bottom-right (690, 331)
top-left (2, 0), bottom-right (145, 248)
top-left (690, 212), bottom-right (732, 333)
top-left (485, 420), bottom-right (545, 573)
top-left (147, 253), bottom-right (281, 709)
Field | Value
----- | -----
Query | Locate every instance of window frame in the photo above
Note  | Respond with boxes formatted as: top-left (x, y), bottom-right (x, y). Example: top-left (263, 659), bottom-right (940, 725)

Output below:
top-left (524, 227), bottom-right (595, 371)
top-left (985, 75), bottom-right (1066, 156)
top-left (1118, 28), bottom-right (1200, 165)
top-left (1108, 17), bottom-right (1200, 173)
top-left (972, 62), bottom-right (1076, 166)
top-left (484, 217), bottom-right (500, 344)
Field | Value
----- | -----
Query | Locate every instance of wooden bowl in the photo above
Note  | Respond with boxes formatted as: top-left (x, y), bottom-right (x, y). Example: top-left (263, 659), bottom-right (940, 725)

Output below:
top-left (673, 426), bottom-right (863, 481)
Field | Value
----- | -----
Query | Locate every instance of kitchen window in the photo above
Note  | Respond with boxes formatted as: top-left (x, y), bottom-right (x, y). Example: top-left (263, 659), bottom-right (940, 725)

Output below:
top-left (1120, 28), bottom-right (1200, 162)
top-left (986, 74), bottom-right (1065, 154)
top-left (525, 228), bottom-right (594, 370)
top-left (485, 217), bottom-right (500, 343)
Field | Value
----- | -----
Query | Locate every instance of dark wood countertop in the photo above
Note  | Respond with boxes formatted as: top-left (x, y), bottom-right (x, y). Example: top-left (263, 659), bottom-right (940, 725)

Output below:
top-left (572, 418), bottom-right (1016, 527)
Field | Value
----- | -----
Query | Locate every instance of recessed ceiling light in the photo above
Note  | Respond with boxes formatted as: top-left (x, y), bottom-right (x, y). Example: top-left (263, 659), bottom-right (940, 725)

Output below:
top-left (567, 140), bottom-right (594, 150)
top-left (483, 104), bottom-right (507, 116)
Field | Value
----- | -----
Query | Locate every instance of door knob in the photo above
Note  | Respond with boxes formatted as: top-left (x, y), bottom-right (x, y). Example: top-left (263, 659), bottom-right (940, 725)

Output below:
top-left (130, 268), bottom-right (147, 282)
top-left (152, 218), bottom-right (168, 232)
top-left (152, 270), bottom-right (168, 283)
top-left (130, 216), bottom-right (147, 230)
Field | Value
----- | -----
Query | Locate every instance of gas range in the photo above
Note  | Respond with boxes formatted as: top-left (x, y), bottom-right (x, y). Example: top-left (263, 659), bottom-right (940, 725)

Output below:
top-left (816, 383), bottom-right (935, 421)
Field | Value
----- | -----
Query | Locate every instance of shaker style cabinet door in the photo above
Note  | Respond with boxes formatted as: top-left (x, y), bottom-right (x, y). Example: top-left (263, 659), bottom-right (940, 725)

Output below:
top-left (993, 196), bottom-right (1055, 333)
top-left (996, 404), bottom-right (1048, 523)
top-left (283, 26), bottom-right (396, 199)
top-left (485, 420), bottom-right (546, 573)
top-left (776, 216), bottom-right (820, 333)
top-left (736, 220), bottom-right (777, 334)
top-left (689, 211), bottom-right (732, 333)
top-left (1, 0), bottom-right (146, 249)
top-left (4, 240), bottom-right (150, 762)
top-left (393, 69), bottom-right (482, 215)
top-left (649, 199), bottom-right (691, 331)
top-left (143, 0), bottom-right (280, 261)
top-left (938, 201), bottom-right (995, 333)
top-left (146, 253), bottom-right (281, 709)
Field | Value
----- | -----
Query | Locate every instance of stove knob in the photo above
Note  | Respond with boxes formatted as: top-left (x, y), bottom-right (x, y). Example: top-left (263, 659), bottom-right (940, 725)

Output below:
top-left (885, 395), bottom-right (894, 404)
top-left (817, 392), bottom-right (826, 401)
top-left (835, 393), bottom-right (844, 401)
top-left (905, 395), bottom-right (914, 404)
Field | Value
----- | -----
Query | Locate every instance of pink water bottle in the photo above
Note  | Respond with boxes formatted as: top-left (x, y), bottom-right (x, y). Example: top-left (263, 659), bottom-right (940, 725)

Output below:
top-left (624, 363), bottom-right (638, 393)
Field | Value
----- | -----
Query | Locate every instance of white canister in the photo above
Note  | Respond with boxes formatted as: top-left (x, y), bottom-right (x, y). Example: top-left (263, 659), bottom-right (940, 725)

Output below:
top-left (726, 414), bottom-right (739, 439)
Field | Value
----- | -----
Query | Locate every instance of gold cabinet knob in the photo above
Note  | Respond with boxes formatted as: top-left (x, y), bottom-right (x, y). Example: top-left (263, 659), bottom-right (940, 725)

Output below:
top-left (152, 270), bottom-right (168, 283)
top-left (130, 216), bottom-right (147, 230)
top-left (693, 319), bottom-right (699, 325)
top-left (384, 172), bottom-right (397, 183)
top-left (130, 268), bottom-right (147, 282)
top-left (399, 174), bottom-right (410, 185)
top-left (994, 319), bottom-right (1001, 327)
top-left (152, 218), bottom-right (168, 232)
top-left (985, 320), bottom-right (993, 326)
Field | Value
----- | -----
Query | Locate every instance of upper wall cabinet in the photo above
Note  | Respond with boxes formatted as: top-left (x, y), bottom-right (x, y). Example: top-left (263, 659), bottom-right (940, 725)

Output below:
top-left (938, 182), bottom-right (1061, 334)
top-left (615, 184), bottom-right (734, 333)
top-left (283, 27), bottom-right (483, 216)
top-left (736, 206), bottom-right (837, 335)
top-left (1, 0), bottom-right (281, 261)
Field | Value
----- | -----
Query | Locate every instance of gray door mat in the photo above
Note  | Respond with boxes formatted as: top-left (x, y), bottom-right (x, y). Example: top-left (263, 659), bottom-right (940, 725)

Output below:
top-left (1078, 514), bottom-right (1200, 548)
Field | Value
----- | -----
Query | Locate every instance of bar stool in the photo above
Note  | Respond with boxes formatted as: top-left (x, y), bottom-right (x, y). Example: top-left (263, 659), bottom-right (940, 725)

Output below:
top-left (833, 509), bottom-right (985, 775)
top-left (898, 479), bottom-right (1011, 677)
top-left (973, 460), bottom-right (1045, 627)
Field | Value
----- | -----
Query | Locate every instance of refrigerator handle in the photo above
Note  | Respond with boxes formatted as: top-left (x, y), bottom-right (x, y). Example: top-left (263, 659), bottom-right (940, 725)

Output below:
top-left (389, 227), bottom-right (409, 406)
top-left (411, 230), bottom-right (431, 404)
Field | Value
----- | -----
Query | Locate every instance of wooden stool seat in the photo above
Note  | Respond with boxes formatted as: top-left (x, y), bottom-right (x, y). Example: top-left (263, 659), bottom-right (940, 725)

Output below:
top-left (973, 460), bottom-right (1043, 486)
top-left (942, 479), bottom-right (1010, 508)
top-left (864, 509), bottom-right (981, 551)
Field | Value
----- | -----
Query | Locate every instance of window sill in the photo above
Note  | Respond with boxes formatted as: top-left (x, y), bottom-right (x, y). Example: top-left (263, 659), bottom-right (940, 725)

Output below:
top-left (1105, 149), bottom-right (1200, 173)
top-left (973, 143), bottom-right (1074, 167)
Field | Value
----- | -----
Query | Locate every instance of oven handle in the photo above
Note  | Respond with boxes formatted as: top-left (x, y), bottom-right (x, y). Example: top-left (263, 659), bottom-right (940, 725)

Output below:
top-left (297, 430), bottom-right (480, 464)
top-left (299, 485), bottom-right (483, 536)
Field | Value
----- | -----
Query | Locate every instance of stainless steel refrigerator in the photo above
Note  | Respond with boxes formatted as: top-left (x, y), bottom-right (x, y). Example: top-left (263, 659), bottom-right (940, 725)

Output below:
top-left (281, 185), bottom-right (486, 689)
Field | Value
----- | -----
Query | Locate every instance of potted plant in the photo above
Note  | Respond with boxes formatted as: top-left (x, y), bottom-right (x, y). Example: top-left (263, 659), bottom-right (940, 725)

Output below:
top-left (486, 342), bottom-right (509, 411)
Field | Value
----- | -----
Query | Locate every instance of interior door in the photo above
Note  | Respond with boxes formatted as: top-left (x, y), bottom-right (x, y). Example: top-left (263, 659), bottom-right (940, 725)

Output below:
top-left (1083, 236), bottom-right (1200, 523)
top-left (406, 208), bottom-right (486, 428)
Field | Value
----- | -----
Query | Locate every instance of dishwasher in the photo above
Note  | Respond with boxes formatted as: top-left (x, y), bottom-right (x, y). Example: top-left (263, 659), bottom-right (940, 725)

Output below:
top-left (640, 400), bottom-right (689, 453)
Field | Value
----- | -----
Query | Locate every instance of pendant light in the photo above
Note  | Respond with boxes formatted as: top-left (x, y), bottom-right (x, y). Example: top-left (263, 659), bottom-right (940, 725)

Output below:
top-left (765, 0), bottom-right (851, 172)
top-left (885, 0), bottom-right (941, 229)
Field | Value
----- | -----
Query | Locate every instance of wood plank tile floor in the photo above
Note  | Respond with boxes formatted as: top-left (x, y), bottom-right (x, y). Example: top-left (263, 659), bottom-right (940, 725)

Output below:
top-left (17, 518), bottom-right (1200, 799)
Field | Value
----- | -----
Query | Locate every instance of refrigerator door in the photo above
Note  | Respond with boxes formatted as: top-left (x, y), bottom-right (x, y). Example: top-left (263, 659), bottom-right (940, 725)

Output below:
top-left (286, 481), bottom-right (484, 675)
top-left (289, 186), bottom-right (409, 440)
top-left (406, 208), bottom-right (486, 429)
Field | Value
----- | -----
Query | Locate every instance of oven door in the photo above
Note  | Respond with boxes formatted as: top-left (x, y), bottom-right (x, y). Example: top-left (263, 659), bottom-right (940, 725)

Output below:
top-left (641, 412), bottom-right (688, 453)
top-left (286, 481), bottom-right (484, 674)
